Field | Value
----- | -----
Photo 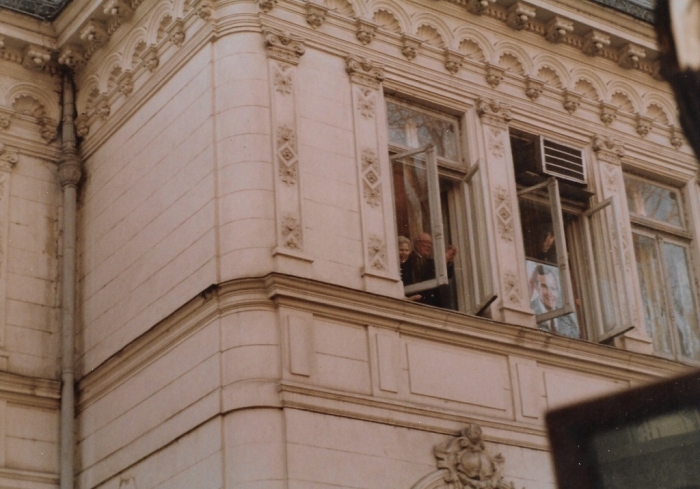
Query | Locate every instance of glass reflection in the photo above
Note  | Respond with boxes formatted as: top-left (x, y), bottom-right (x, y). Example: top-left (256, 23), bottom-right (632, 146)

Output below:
top-left (663, 243), bottom-right (700, 359)
top-left (386, 101), bottom-right (459, 161)
top-left (625, 177), bottom-right (682, 226)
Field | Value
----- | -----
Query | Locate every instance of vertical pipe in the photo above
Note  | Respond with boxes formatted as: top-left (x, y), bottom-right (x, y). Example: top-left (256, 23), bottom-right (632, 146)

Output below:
top-left (58, 72), bottom-right (81, 489)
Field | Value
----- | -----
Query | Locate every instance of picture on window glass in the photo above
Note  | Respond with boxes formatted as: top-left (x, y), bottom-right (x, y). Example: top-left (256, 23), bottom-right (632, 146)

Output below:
top-left (526, 260), bottom-right (579, 338)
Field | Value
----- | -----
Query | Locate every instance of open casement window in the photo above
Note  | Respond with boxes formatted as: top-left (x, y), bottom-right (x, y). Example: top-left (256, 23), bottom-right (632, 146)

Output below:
top-left (388, 97), bottom-right (495, 313)
top-left (624, 174), bottom-right (700, 361)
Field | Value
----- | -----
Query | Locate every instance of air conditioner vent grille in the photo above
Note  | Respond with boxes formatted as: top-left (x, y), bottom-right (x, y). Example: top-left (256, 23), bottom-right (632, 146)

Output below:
top-left (541, 139), bottom-right (586, 184)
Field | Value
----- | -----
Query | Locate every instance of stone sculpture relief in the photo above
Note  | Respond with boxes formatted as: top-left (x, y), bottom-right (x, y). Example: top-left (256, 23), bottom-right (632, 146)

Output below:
top-left (357, 88), bottom-right (376, 118)
top-left (345, 55), bottom-right (385, 89)
top-left (263, 29), bottom-right (306, 65)
top-left (273, 63), bottom-right (294, 94)
top-left (281, 213), bottom-right (302, 249)
top-left (361, 148), bottom-right (381, 207)
top-left (368, 234), bottom-right (388, 270)
top-left (494, 186), bottom-right (514, 241)
top-left (503, 271), bottom-right (522, 304)
top-left (277, 125), bottom-right (298, 185)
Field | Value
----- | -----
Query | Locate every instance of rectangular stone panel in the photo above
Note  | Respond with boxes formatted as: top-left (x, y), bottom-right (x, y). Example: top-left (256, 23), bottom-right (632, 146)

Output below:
top-left (543, 369), bottom-right (628, 409)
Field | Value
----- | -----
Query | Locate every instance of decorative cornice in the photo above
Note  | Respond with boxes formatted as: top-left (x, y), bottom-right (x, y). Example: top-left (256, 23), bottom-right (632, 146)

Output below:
top-left (582, 30), bottom-right (611, 56)
top-left (345, 55), bottom-right (385, 89)
top-left (263, 28), bottom-right (306, 65)
top-left (506, 2), bottom-right (536, 30)
top-left (545, 16), bottom-right (573, 43)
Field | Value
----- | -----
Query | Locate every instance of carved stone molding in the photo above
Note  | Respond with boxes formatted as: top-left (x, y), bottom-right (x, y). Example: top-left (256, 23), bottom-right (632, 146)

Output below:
top-left (367, 234), bottom-right (388, 270)
top-left (476, 97), bottom-right (512, 127)
top-left (670, 125), bottom-right (684, 149)
top-left (58, 46), bottom-right (86, 70)
top-left (168, 20), bottom-right (186, 47)
top-left (582, 30), bottom-right (610, 56)
top-left (524, 76), bottom-right (544, 101)
top-left (259, 0), bottom-right (276, 12)
top-left (0, 144), bottom-right (18, 172)
top-left (599, 102), bottom-right (618, 126)
top-left (306, 2), bottom-right (327, 29)
top-left (493, 185), bottom-right (514, 241)
top-left (485, 63), bottom-right (505, 88)
top-left (357, 88), bottom-right (376, 118)
top-left (445, 50), bottom-right (463, 75)
top-left (142, 46), bottom-right (159, 72)
top-left (96, 96), bottom-right (111, 120)
top-left (104, 0), bottom-right (134, 34)
top-left (57, 155), bottom-right (82, 188)
top-left (506, 2), bottom-right (536, 30)
top-left (118, 71), bottom-right (134, 96)
top-left (361, 148), bottom-right (381, 206)
top-left (22, 45), bottom-right (51, 71)
top-left (503, 271), bottom-right (522, 304)
top-left (277, 125), bottom-right (298, 185)
top-left (281, 213), bottom-right (302, 249)
top-left (592, 134), bottom-right (625, 165)
top-left (345, 56), bottom-right (385, 89)
top-left (80, 20), bottom-right (109, 57)
top-left (467, 0), bottom-right (495, 15)
top-left (0, 118), bottom-right (9, 131)
top-left (196, 0), bottom-right (213, 20)
top-left (356, 19), bottom-right (377, 45)
top-left (75, 113), bottom-right (90, 138)
top-left (545, 16), bottom-right (573, 43)
top-left (401, 35), bottom-right (422, 61)
top-left (562, 90), bottom-right (581, 114)
top-left (273, 63), bottom-right (294, 94)
top-left (263, 29), bottom-right (306, 65)
top-left (635, 114), bottom-right (652, 138)
top-left (618, 44), bottom-right (645, 70)
top-left (426, 424), bottom-right (522, 489)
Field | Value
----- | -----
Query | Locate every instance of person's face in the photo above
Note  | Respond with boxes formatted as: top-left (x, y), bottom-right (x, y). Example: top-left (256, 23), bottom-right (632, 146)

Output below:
top-left (415, 235), bottom-right (433, 258)
top-left (542, 231), bottom-right (555, 252)
top-left (399, 242), bottom-right (411, 263)
top-left (538, 273), bottom-right (559, 310)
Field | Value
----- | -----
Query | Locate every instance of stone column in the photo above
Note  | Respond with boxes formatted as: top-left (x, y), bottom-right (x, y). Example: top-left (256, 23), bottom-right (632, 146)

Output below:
top-left (475, 97), bottom-right (533, 327)
top-left (264, 28), bottom-right (314, 277)
top-left (345, 55), bottom-right (402, 296)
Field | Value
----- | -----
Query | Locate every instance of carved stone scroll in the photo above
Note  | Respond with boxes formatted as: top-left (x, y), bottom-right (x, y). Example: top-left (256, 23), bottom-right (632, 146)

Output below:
top-left (265, 28), bottom-right (311, 271)
top-left (411, 424), bottom-right (522, 489)
top-left (347, 56), bottom-right (397, 294)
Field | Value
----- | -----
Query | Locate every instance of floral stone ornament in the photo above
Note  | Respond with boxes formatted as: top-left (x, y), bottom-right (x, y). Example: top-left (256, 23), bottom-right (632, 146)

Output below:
top-left (412, 424), bottom-right (523, 489)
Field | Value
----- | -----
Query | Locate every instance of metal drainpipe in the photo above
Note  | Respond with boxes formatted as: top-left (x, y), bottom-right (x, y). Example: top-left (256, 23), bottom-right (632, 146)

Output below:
top-left (57, 71), bottom-right (81, 489)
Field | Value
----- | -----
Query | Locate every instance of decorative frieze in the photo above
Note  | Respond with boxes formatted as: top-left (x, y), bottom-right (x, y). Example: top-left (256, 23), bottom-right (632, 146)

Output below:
top-left (618, 44), bottom-right (645, 70)
top-left (57, 46), bottom-right (85, 70)
top-left (485, 62), bottom-right (505, 88)
top-left (263, 29), bottom-right (306, 65)
top-left (345, 56), bottom-right (385, 89)
top-left (467, 0), bottom-right (495, 15)
top-left (545, 16), bottom-right (573, 43)
top-left (104, 0), bottom-right (134, 34)
top-left (22, 45), bottom-right (51, 71)
top-left (401, 35), bottom-right (421, 61)
top-left (506, 2), bottom-right (536, 30)
top-left (80, 20), bottom-right (109, 57)
top-left (524, 76), bottom-right (544, 101)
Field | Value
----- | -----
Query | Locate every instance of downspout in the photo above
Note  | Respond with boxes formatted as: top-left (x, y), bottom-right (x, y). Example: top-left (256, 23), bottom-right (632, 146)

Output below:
top-left (57, 70), bottom-right (81, 489)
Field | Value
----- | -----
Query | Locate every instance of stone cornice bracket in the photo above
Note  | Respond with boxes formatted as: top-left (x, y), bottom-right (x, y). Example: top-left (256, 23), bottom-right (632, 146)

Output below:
top-left (582, 30), bottom-right (610, 56)
top-left (345, 55), bottom-right (385, 89)
top-left (506, 2), bottom-right (535, 30)
top-left (0, 117), bottom-right (10, 131)
top-left (80, 21), bottom-right (109, 58)
top-left (263, 29), bottom-right (306, 65)
top-left (485, 62), bottom-right (505, 88)
top-left (95, 95), bottom-right (111, 120)
top-left (356, 18), bottom-right (377, 45)
top-left (599, 102), bottom-right (618, 126)
top-left (167, 20), bottom-right (186, 46)
top-left (562, 90), bottom-right (581, 114)
top-left (476, 96), bottom-right (512, 127)
top-left (670, 125), bottom-right (684, 149)
top-left (466, 0), bottom-right (495, 15)
top-left (444, 49), bottom-right (463, 75)
top-left (141, 46), bottom-right (159, 72)
top-left (635, 113), bottom-right (652, 138)
top-left (259, 0), bottom-right (276, 12)
top-left (118, 71), bottom-right (134, 96)
top-left (0, 144), bottom-right (18, 173)
top-left (401, 35), bottom-right (421, 61)
top-left (429, 424), bottom-right (522, 489)
top-left (104, 0), bottom-right (134, 35)
top-left (305, 2), bottom-right (328, 29)
top-left (22, 44), bottom-right (51, 71)
top-left (525, 76), bottom-right (544, 101)
top-left (618, 43), bottom-right (645, 70)
top-left (592, 134), bottom-right (625, 164)
top-left (195, 0), bottom-right (213, 20)
top-left (58, 46), bottom-right (86, 71)
top-left (545, 16), bottom-right (573, 43)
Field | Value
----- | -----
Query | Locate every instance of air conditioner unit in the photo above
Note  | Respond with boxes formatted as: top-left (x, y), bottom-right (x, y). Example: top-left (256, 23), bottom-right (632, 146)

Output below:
top-left (536, 137), bottom-right (586, 185)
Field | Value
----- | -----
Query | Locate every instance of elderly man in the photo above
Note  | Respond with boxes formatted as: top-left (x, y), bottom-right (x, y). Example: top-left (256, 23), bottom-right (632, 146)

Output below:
top-left (401, 233), bottom-right (457, 308)
top-left (530, 265), bottom-right (578, 338)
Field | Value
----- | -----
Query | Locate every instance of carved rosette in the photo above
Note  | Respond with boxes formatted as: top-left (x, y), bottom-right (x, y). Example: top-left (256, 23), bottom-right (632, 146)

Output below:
top-left (419, 424), bottom-right (521, 489)
top-left (494, 185), bottom-right (514, 241)
top-left (345, 56), bottom-right (385, 90)
top-left (277, 125), bottom-right (298, 185)
top-left (273, 64), bottom-right (294, 95)
top-left (361, 148), bottom-right (381, 207)
top-left (263, 29), bottom-right (306, 66)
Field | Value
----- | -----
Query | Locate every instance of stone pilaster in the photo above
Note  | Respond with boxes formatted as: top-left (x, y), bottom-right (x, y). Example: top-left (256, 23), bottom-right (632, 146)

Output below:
top-left (264, 28), bottom-right (314, 277)
top-left (0, 144), bottom-right (17, 348)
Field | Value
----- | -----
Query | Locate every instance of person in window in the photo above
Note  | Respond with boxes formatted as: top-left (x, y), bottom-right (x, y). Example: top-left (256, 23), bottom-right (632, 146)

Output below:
top-left (398, 236), bottom-right (422, 302)
top-left (401, 233), bottom-right (457, 308)
top-left (536, 228), bottom-right (557, 264)
top-left (531, 265), bottom-right (579, 338)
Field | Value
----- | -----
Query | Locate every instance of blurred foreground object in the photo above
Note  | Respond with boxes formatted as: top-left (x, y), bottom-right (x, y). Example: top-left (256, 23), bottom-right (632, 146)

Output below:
top-left (656, 0), bottom-right (700, 159)
top-left (546, 369), bottom-right (700, 489)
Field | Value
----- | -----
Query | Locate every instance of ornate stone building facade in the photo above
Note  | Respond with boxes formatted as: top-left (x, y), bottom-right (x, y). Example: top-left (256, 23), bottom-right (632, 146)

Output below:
top-left (0, 0), bottom-right (696, 488)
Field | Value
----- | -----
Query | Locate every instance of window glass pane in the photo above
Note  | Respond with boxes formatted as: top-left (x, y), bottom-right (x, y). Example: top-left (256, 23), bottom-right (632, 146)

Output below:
top-left (624, 176), bottom-right (682, 226)
top-left (393, 155), bottom-right (438, 292)
top-left (663, 243), bottom-right (700, 359)
top-left (633, 233), bottom-right (674, 355)
top-left (386, 101), bottom-right (459, 161)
